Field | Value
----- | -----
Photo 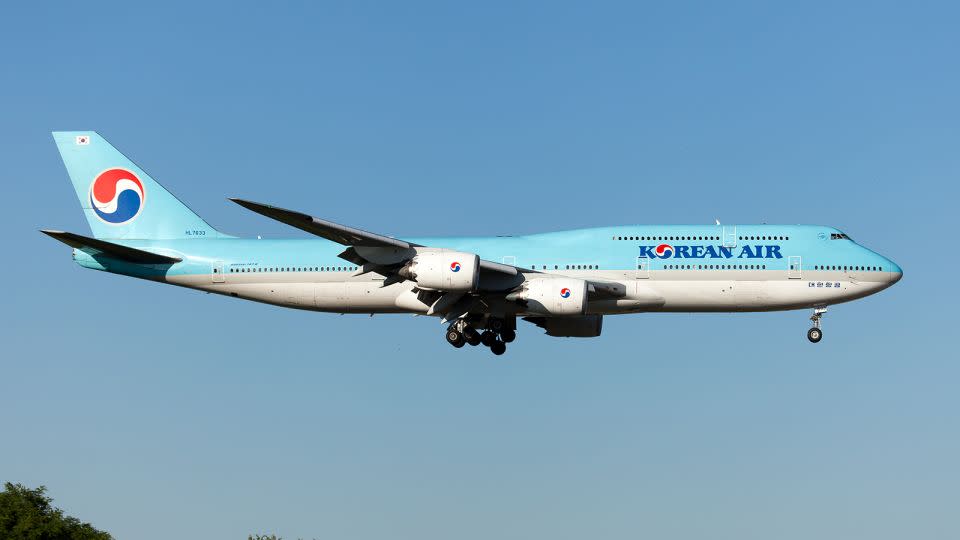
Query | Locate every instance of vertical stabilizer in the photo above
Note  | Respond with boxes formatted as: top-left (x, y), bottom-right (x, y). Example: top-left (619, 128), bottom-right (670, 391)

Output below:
top-left (52, 131), bottom-right (223, 239)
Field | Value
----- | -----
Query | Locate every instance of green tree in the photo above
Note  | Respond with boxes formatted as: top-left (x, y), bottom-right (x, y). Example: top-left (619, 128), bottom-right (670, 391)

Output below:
top-left (0, 483), bottom-right (112, 540)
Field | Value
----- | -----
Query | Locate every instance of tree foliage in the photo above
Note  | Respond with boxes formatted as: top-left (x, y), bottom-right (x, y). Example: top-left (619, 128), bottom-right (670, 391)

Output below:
top-left (0, 483), bottom-right (112, 540)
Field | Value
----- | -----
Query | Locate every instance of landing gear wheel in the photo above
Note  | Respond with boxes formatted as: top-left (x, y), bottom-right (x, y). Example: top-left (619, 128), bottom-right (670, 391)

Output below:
top-left (808, 307), bottom-right (827, 344)
top-left (489, 318), bottom-right (505, 333)
top-left (463, 327), bottom-right (482, 346)
top-left (499, 329), bottom-right (516, 343)
top-left (490, 339), bottom-right (507, 356)
top-left (480, 330), bottom-right (496, 347)
top-left (446, 328), bottom-right (465, 348)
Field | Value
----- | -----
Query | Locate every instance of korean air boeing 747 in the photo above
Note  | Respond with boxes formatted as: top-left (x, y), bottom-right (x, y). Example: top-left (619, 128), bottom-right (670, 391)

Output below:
top-left (44, 132), bottom-right (902, 355)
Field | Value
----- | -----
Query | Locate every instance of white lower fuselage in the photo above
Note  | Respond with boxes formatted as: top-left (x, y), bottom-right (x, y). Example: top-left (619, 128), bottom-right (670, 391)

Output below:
top-left (161, 267), bottom-right (897, 315)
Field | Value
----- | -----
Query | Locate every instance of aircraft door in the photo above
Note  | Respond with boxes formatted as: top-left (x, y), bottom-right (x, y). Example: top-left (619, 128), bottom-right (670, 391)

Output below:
top-left (635, 256), bottom-right (650, 279)
top-left (787, 256), bottom-right (802, 279)
top-left (722, 226), bottom-right (737, 248)
top-left (212, 261), bottom-right (225, 283)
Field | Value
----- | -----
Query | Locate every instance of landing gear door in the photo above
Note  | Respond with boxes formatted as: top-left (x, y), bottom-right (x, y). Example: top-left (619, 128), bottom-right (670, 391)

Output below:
top-left (722, 226), bottom-right (737, 248)
top-left (212, 261), bottom-right (225, 283)
top-left (787, 256), bottom-right (802, 279)
top-left (635, 256), bottom-right (650, 279)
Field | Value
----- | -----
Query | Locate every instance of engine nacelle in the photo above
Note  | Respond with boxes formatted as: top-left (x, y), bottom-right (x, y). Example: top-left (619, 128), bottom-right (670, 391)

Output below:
top-left (506, 277), bottom-right (588, 316)
top-left (398, 250), bottom-right (479, 291)
top-left (529, 315), bottom-right (603, 337)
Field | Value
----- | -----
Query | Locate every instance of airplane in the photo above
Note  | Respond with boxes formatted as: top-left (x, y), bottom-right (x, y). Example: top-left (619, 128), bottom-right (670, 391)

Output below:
top-left (44, 132), bottom-right (903, 355)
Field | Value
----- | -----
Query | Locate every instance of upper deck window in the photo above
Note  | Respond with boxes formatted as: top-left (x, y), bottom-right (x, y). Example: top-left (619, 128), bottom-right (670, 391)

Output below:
top-left (831, 233), bottom-right (851, 240)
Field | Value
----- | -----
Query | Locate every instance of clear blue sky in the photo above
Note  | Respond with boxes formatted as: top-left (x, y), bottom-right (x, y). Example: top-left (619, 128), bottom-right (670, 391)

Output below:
top-left (2, 2), bottom-right (957, 539)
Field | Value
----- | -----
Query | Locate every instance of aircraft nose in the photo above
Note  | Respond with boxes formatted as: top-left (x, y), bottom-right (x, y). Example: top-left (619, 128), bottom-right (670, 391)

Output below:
top-left (887, 260), bottom-right (903, 284)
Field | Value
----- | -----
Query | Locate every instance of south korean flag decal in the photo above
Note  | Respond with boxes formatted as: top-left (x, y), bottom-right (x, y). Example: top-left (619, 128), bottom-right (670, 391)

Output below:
top-left (75, 135), bottom-right (90, 145)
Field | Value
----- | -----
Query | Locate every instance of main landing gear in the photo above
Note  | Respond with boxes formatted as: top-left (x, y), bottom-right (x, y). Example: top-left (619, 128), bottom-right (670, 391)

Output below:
top-left (445, 317), bottom-right (515, 355)
top-left (807, 307), bottom-right (827, 343)
top-left (445, 326), bottom-right (466, 348)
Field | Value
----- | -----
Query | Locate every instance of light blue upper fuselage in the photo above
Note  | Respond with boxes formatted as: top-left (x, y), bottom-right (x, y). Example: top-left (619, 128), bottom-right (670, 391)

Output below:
top-left (75, 224), bottom-right (902, 280)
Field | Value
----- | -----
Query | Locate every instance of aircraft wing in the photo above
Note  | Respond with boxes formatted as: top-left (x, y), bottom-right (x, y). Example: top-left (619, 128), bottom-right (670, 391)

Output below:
top-left (231, 198), bottom-right (521, 277)
top-left (230, 198), bottom-right (415, 249)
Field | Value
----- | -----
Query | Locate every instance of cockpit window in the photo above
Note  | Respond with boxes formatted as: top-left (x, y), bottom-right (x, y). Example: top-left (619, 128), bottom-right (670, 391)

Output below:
top-left (830, 233), bottom-right (852, 240)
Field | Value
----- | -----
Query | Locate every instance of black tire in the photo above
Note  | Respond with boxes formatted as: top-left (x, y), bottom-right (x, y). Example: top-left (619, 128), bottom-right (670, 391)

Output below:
top-left (499, 329), bottom-right (516, 343)
top-left (807, 327), bottom-right (822, 343)
top-left (446, 328), bottom-right (465, 348)
top-left (489, 319), bottom-right (504, 332)
top-left (480, 330), bottom-right (496, 347)
top-left (462, 326), bottom-right (481, 346)
top-left (490, 340), bottom-right (506, 356)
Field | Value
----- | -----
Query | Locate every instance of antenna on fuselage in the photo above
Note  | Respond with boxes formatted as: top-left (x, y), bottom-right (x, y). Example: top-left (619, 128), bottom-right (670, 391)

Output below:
top-left (715, 219), bottom-right (721, 225)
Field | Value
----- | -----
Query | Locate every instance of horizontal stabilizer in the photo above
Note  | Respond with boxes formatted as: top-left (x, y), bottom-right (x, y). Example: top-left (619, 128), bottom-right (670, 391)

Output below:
top-left (41, 230), bottom-right (182, 264)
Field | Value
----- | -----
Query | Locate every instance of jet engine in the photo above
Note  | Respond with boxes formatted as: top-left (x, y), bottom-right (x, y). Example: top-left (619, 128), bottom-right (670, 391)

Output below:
top-left (398, 250), bottom-right (479, 291)
top-left (506, 277), bottom-right (588, 316)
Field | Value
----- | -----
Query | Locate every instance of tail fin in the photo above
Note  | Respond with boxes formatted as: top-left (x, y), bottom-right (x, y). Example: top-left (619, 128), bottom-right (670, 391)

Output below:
top-left (52, 131), bottom-right (223, 239)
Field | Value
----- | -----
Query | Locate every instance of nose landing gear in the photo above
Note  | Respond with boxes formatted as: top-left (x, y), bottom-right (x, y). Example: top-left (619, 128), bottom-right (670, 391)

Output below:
top-left (807, 307), bottom-right (827, 343)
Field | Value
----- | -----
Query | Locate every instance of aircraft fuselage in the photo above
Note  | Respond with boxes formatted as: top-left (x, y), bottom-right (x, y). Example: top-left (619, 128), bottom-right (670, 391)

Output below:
top-left (71, 224), bottom-right (901, 316)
